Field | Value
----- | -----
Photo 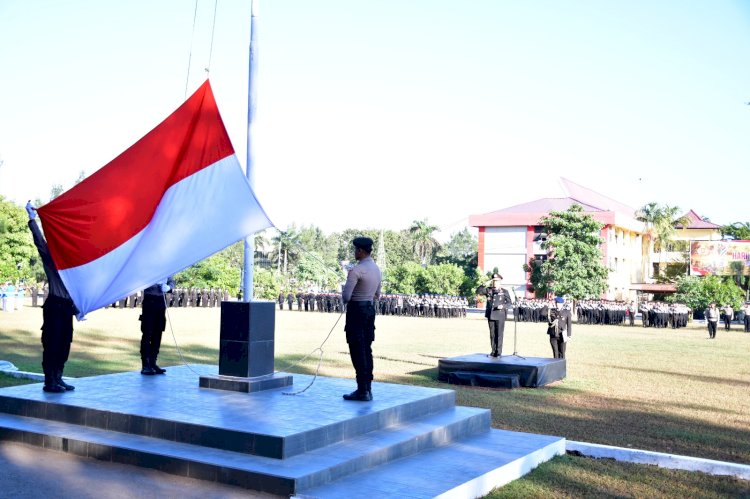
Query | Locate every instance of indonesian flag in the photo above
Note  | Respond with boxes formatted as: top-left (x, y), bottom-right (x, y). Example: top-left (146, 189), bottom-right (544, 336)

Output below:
top-left (37, 80), bottom-right (272, 319)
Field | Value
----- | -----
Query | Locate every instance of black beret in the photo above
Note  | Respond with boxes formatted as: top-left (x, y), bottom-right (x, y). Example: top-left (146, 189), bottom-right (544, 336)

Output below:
top-left (352, 237), bottom-right (374, 253)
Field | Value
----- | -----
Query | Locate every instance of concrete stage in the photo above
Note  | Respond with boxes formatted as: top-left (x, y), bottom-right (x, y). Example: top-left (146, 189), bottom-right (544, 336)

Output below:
top-left (0, 365), bottom-right (564, 497)
top-left (438, 354), bottom-right (566, 388)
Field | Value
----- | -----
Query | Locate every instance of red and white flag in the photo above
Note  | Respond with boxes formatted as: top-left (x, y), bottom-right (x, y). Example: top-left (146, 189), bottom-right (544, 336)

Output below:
top-left (37, 80), bottom-right (272, 319)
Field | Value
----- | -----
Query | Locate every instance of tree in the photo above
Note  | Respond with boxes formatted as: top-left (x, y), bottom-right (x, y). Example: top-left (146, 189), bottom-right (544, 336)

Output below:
top-left (522, 257), bottom-right (552, 298)
top-left (0, 196), bottom-right (36, 284)
top-left (721, 222), bottom-right (750, 241)
top-left (417, 263), bottom-right (464, 295)
top-left (669, 275), bottom-right (744, 316)
top-left (387, 262), bottom-right (423, 295)
top-left (253, 266), bottom-right (282, 300)
top-left (270, 226), bottom-right (301, 275)
top-left (636, 202), bottom-right (690, 282)
top-left (408, 219), bottom-right (440, 266)
top-left (535, 204), bottom-right (609, 299)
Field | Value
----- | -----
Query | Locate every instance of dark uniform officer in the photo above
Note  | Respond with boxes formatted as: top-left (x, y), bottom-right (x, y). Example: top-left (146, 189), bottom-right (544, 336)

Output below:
top-left (139, 277), bottom-right (174, 375)
top-left (341, 237), bottom-right (382, 401)
top-left (27, 202), bottom-right (78, 393)
top-left (547, 296), bottom-right (572, 359)
top-left (476, 273), bottom-right (513, 357)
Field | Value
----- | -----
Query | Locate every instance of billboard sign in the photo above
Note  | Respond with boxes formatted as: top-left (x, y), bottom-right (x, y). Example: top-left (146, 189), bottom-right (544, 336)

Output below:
top-left (690, 240), bottom-right (750, 276)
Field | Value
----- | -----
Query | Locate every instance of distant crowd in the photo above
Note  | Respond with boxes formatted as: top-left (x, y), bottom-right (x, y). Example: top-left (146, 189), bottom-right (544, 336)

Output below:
top-left (514, 298), bottom-right (692, 329)
top-left (277, 292), bottom-right (467, 318)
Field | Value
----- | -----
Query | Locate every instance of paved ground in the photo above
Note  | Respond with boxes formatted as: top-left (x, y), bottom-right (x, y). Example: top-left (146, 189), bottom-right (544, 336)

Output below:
top-left (0, 441), bottom-right (279, 499)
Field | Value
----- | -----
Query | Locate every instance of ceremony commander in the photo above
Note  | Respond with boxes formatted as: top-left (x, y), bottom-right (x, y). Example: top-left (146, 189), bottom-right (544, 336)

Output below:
top-left (341, 237), bottom-right (382, 401)
top-left (476, 273), bottom-right (513, 357)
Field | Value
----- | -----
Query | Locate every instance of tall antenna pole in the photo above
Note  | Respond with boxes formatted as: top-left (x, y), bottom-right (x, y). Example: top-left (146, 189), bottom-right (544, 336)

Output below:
top-left (243, 0), bottom-right (259, 301)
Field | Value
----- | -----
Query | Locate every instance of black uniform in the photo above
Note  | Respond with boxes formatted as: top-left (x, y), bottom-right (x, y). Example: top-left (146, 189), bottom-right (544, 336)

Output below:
top-left (29, 219), bottom-right (78, 392)
top-left (139, 278), bottom-right (174, 375)
top-left (547, 306), bottom-right (572, 359)
top-left (478, 284), bottom-right (513, 357)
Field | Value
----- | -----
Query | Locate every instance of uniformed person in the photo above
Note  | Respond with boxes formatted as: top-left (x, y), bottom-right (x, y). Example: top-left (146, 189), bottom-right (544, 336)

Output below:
top-left (341, 237), bottom-right (382, 401)
top-left (139, 277), bottom-right (174, 375)
top-left (547, 296), bottom-right (572, 359)
top-left (476, 273), bottom-right (513, 357)
top-left (27, 202), bottom-right (78, 392)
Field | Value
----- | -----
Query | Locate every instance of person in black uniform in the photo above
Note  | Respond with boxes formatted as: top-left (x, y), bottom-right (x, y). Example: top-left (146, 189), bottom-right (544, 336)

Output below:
top-left (26, 202), bottom-right (77, 393)
top-left (547, 296), bottom-right (572, 359)
top-left (476, 273), bottom-right (513, 357)
top-left (341, 237), bottom-right (382, 401)
top-left (139, 277), bottom-right (174, 375)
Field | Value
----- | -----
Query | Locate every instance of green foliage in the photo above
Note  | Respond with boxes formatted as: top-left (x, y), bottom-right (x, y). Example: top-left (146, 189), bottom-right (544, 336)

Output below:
top-left (252, 266), bottom-right (281, 300)
top-left (386, 262), bottom-right (464, 295)
top-left (295, 252), bottom-right (342, 291)
top-left (537, 204), bottom-right (609, 299)
top-left (669, 275), bottom-right (744, 312)
top-left (175, 251), bottom-right (240, 292)
top-left (387, 262), bottom-right (423, 294)
top-left (522, 258), bottom-right (551, 298)
top-left (0, 196), bottom-right (36, 284)
top-left (417, 263), bottom-right (464, 295)
top-left (720, 221), bottom-right (750, 241)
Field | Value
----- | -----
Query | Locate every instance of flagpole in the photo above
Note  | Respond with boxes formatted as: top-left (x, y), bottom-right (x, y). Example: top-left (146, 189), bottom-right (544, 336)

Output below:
top-left (243, 0), bottom-right (258, 301)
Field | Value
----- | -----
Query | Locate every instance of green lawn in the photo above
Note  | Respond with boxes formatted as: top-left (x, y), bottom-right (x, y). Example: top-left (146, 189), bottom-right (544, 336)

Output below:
top-left (1, 304), bottom-right (749, 497)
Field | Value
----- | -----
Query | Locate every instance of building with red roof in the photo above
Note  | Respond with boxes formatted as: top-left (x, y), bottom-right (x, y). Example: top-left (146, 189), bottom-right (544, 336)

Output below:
top-left (469, 178), bottom-right (721, 300)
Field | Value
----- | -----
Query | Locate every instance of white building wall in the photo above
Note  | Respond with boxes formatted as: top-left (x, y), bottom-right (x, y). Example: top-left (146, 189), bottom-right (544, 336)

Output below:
top-left (483, 227), bottom-right (527, 288)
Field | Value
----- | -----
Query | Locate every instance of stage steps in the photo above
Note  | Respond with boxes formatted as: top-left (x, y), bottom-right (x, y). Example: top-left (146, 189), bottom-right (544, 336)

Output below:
top-left (0, 366), bottom-right (565, 497)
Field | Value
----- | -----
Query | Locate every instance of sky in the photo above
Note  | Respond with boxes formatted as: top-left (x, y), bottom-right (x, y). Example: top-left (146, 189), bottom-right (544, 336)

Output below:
top-left (1, 0), bottom-right (749, 241)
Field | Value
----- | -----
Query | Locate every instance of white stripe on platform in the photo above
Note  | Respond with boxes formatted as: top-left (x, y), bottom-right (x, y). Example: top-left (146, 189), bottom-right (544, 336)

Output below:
top-left (567, 440), bottom-right (750, 480)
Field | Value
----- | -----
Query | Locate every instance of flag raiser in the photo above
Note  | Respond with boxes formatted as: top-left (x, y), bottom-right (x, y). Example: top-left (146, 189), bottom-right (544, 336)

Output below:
top-left (37, 80), bottom-right (273, 319)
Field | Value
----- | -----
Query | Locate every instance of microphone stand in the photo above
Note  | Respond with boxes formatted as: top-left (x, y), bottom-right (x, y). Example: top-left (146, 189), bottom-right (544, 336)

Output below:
top-left (509, 287), bottom-right (525, 359)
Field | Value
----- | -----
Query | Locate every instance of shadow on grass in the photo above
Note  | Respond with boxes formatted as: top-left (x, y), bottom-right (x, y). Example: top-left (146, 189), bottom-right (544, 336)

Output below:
top-left (451, 381), bottom-right (750, 465)
top-left (609, 364), bottom-right (750, 389)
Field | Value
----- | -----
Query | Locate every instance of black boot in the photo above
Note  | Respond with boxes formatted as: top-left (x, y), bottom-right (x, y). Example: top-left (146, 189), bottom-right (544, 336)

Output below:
top-left (150, 357), bottom-right (166, 375)
top-left (43, 369), bottom-right (65, 393)
top-left (55, 369), bottom-right (75, 391)
top-left (343, 382), bottom-right (372, 401)
top-left (141, 358), bottom-right (156, 375)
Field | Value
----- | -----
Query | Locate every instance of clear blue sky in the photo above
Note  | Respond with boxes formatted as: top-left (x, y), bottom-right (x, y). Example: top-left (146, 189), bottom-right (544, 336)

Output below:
top-left (1, 0), bottom-right (749, 239)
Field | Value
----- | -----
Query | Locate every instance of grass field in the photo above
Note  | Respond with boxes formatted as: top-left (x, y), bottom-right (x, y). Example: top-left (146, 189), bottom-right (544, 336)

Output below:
top-left (1, 304), bottom-right (749, 497)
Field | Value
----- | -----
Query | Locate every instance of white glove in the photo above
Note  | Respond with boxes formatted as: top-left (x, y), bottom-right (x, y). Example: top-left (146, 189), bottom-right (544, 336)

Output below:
top-left (25, 201), bottom-right (36, 220)
top-left (160, 283), bottom-right (171, 293)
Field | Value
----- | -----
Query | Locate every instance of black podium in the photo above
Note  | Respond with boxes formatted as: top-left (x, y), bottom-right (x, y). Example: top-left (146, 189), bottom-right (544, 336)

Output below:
top-left (199, 301), bottom-right (292, 393)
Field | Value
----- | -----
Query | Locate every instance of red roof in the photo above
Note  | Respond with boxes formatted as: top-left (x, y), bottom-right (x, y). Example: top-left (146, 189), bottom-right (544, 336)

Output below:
top-left (675, 210), bottom-right (721, 230)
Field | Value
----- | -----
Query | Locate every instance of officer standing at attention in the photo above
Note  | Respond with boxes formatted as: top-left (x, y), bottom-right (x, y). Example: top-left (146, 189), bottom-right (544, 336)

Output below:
top-left (476, 273), bottom-right (513, 357)
top-left (341, 237), bottom-right (382, 401)
top-left (26, 202), bottom-right (78, 393)
top-left (139, 277), bottom-right (175, 375)
top-left (547, 296), bottom-right (572, 359)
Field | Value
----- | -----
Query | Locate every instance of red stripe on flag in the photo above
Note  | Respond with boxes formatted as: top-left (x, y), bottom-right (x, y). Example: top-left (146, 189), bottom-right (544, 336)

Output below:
top-left (37, 81), bottom-right (234, 270)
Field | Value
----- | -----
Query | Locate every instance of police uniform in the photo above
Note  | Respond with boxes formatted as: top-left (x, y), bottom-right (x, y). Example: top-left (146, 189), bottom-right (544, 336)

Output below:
top-left (29, 214), bottom-right (78, 393)
top-left (139, 278), bottom-right (174, 375)
top-left (342, 238), bottom-right (382, 401)
top-left (548, 298), bottom-right (572, 359)
top-left (477, 275), bottom-right (513, 357)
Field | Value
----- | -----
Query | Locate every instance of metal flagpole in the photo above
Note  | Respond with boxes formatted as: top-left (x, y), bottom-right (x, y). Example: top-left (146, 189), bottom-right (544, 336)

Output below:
top-left (243, 0), bottom-right (259, 301)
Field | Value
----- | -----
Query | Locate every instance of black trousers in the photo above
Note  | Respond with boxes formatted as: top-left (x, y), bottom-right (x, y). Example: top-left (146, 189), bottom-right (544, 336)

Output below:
top-left (707, 320), bottom-right (718, 338)
top-left (745, 316), bottom-right (750, 332)
top-left (723, 317), bottom-right (731, 330)
top-left (140, 294), bottom-right (167, 359)
top-left (345, 301), bottom-right (376, 391)
top-left (550, 335), bottom-right (566, 359)
top-left (41, 295), bottom-right (75, 372)
top-left (487, 317), bottom-right (505, 356)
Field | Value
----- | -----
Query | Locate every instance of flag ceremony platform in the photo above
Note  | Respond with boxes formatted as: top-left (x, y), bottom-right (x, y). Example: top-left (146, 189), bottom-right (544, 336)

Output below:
top-left (438, 354), bottom-right (566, 389)
top-left (0, 365), bottom-right (564, 498)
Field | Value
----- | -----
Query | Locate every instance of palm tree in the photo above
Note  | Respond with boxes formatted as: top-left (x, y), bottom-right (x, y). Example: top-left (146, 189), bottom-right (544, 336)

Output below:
top-left (636, 203), bottom-right (689, 281)
top-left (270, 226), bottom-right (301, 275)
top-left (408, 219), bottom-right (439, 266)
